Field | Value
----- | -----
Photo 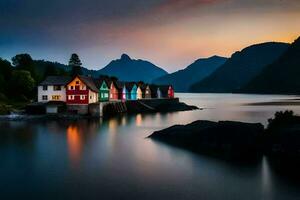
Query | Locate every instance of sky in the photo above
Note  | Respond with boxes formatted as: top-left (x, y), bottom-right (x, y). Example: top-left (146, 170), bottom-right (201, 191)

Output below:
top-left (0, 0), bottom-right (300, 72)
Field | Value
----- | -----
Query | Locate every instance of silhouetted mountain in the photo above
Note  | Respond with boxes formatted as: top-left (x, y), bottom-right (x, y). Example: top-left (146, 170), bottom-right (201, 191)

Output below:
top-left (152, 56), bottom-right (227, 92)
top-left (189, 42), bottom-right (290, 93)
top-left (241, 37), bottom-right (300, 94)
top-left (98, 54), bottom-right (168, 82)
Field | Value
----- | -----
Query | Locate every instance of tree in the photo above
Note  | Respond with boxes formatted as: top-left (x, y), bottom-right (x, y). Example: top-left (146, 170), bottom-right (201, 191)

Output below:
top-left (11, 54), bottom-right (37, 80)
top-left (10, 70), bottom-right (35, 100)
top-left (0, 58), bottom-right (13, 93)
top-left (69, 53), bottom-right (83, 76)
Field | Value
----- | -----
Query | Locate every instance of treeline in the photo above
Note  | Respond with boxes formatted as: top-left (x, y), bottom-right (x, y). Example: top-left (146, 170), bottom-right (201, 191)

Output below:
top-left (0, 53), bottom-right (84, 102)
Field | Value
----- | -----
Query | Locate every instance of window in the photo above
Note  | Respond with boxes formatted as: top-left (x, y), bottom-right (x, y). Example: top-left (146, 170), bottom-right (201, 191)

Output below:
top-left (68, 95), bottom-right (74, 100)
top-left (80, 95), bottom-right (86, 100)
top-left (43, 86), bottom-right (48, 91)
top-left (80, 85), bottom-right (86, 90)
top-left (104, 93), bottom-right (108, 98)
top-left (53, 85), bottom-right (61, 91)
top-left (90, 96), bottom-right (92, 99)
top-left (69, 86), bottom-right (74, 90)
top-left (42, 95), bottom-right (48, 100)
top-left (76, 81), bottom-right (80, 85)
top-left (52, 95), bottom-right (60, 100)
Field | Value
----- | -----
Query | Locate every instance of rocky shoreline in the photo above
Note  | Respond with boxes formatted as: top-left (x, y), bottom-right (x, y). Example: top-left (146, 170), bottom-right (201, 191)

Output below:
top-left (0, 100), bottom-right (198, 121)
top-left (148, 111), bottom-right (300, 161)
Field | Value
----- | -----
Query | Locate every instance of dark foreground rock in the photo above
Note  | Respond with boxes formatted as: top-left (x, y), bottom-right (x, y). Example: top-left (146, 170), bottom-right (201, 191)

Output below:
top-left (149, 120), bottom-right (264, 159)
top-left (149, 111), bottom-right (300, 163)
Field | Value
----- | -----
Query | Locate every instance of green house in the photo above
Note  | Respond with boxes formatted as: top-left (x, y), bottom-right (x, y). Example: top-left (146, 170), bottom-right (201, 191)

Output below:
top-left (98, 80), bottom-right (110, 102)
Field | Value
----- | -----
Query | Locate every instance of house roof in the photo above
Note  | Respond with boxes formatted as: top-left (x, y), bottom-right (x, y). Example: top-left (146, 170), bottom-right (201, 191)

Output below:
top-left (125, 82), bottom-right (137, 91)
top-left (93, 77), bottom-right (111, 89)
top-left (39, 76), bottom-right (71, 86)
top-left (77, 75), bottom-right (99, 92)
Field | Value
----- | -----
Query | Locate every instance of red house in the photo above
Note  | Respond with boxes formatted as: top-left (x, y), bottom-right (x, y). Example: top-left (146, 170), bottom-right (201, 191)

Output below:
top-left (109, 81), bottom-right (120, 101)
top-left (168, 85), bottom-right (175, 98)
top-left (66, 75), bottom-right (99, 105)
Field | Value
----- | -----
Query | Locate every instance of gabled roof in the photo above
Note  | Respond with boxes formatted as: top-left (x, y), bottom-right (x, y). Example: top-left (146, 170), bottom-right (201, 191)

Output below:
top-left (125, 82), bottom-right (137, 91)
top-left (39, 76), bottom-right (71, 86)
top-left (93, 77), bottom-right (111, 89)
top-left (75, 75), bottom-right (99, 92)
top-left (115, 81), bottom-right (125, 90)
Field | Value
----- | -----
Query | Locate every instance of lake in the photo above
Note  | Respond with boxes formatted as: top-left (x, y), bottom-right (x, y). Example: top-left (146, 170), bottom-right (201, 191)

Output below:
top-left (1, 93), bottom-right (300, 200)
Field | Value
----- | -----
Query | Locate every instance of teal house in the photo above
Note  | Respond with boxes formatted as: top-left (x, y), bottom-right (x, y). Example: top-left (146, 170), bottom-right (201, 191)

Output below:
top-left (125, 82), bottom-right (137, 100)
top-left (96, 78), bottom-right (110, 102)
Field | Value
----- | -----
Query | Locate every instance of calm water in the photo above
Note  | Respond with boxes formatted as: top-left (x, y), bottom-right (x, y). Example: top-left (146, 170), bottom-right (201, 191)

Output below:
top-left (1, 93), bottom-right (300, 200)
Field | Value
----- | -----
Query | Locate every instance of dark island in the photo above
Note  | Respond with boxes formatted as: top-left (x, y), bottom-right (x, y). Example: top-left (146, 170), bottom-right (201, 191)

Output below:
top-left (149, 111), bottom-right (300, 163)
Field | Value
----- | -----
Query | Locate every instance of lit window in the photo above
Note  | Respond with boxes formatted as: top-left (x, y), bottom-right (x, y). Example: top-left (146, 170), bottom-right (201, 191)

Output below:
top-left (42, 95), bottom-right (48, 100)
top-left (43, 86), bottom-right (48, 91)
top-left (68, 95), bottom-right (74, 100)
top-left (52, 95), bottom-right (60, 100)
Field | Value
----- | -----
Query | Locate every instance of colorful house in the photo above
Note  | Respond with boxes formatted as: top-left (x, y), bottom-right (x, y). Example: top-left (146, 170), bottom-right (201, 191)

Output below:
top-left (158, 85), bottom-right (174, 98)
top-left (125, 82), bottom-right (137, 100)
top-left (115, 82), bottom-right (128, 101)
top-left (94, 77), bottom-right (110, 102)
top-left (66, 75), bottom-right (99, 105)
top-left (168, 85), bottom-right (175, 98)
top-left (137, 83), bottom-right (146, 99)
top-left (145, 85), bottom-right (152, 99)
top-left (109, 81), bottom-right (120, 101)
top-left (38, 76), bottom-right (71, 102)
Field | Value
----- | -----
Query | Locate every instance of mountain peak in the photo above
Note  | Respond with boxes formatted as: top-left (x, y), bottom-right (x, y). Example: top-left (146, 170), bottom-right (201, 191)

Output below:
top-left (120, 54), bottom-right (131, 61)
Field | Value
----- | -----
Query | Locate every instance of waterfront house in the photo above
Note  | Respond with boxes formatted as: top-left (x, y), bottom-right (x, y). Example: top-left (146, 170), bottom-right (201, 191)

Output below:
top-left (38, 76), bottom-right (71, 102)
top-left (125, 82), bottom-right (137, 100)
top-left (94, 77), bottom-right (110, 102)
top-left (116, 81), bottom-right (128, 100)
top-left (109, 81), bottom-right (120, 101)
top-left (168, 85), bottom-right (175, 98)
top-left (145, 85), bottom-right (152, 99)
top-left (137, 83), bottom-right (146, 99)
top-left (66, 75), bottom-right (99, 105)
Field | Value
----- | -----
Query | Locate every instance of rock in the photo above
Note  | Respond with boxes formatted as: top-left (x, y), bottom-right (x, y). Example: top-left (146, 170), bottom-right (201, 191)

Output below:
top-left (149, 120), bottom-right (264, 159)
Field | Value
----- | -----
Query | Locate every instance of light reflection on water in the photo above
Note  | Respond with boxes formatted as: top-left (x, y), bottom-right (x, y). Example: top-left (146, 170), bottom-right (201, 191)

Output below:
top-left (1, 93), bottom-right (300, 199)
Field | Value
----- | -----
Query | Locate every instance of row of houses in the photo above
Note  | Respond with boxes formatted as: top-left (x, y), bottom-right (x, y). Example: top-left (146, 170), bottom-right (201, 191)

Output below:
top-left (38, 75), bottom-right (175, 105)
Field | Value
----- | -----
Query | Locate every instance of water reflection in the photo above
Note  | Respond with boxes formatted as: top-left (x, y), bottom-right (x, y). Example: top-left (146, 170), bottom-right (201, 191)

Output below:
top-left (1, 94), bottom-right (300, 199)
top-left (67, 125), bottom-right (82, 165)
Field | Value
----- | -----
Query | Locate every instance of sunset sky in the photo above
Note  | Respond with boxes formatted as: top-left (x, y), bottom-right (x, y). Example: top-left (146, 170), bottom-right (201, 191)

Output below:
top-left (0, 0), bottom-right (300, 72)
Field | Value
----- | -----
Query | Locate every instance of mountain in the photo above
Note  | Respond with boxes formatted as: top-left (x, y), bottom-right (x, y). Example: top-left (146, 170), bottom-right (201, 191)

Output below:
top-left (241, 37), bottom-right (300, 94)
top-left (152, 56), bottom-right (227, 92)
top-left (189, 42), bottom-right (290, 93)
top-left (97, 54), bottom-right (168, 83)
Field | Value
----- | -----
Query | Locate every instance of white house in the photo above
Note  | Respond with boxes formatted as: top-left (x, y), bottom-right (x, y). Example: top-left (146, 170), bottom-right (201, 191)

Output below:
top-left (38, 76), bottom-right (71, 103)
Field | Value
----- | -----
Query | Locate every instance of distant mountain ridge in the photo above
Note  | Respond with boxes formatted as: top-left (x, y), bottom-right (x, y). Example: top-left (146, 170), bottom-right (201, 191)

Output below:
top-left (189, 42), bottom-right (290, 93)
top-left (97, 54), bottom-right (168, 83)
top-left (153, 56), bottom-right (227, 92)
top-left (240, 37), bottom-right (300, 94)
